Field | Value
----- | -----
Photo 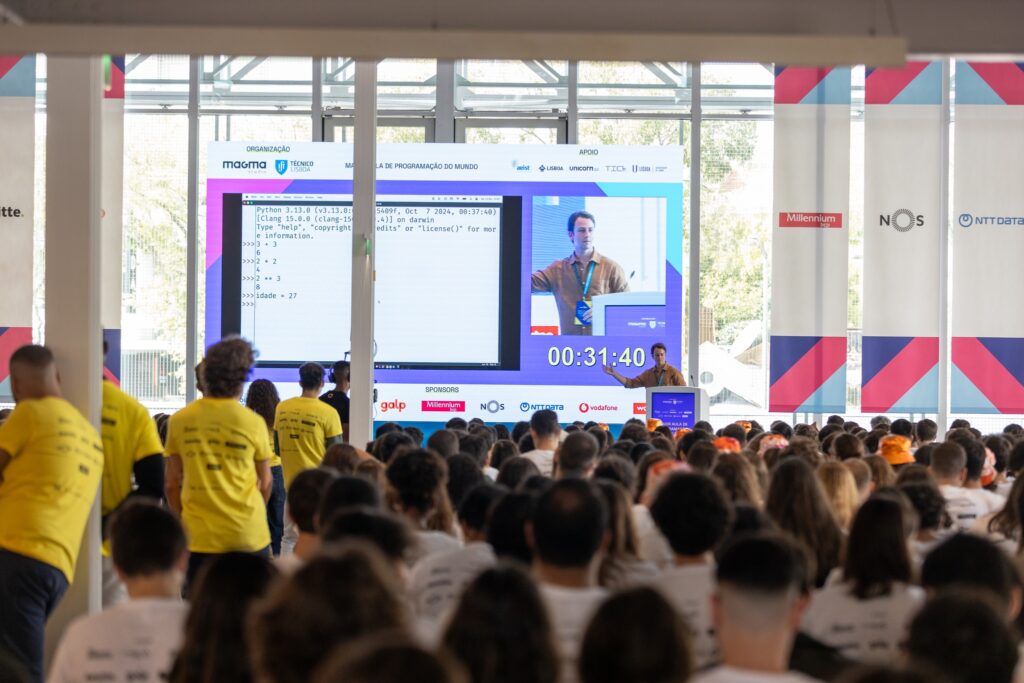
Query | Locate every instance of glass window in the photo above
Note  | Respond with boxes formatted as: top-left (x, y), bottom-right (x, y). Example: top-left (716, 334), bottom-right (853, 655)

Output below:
top-left (323, 58), bottom-right (437, 111)
top-left (199, 56), bottom-right (312, 112)
top-left (457, 60), bottom-right (568, 112)
top-left (460, 124), bottom-right (561, 145)
top-left (578, 62), bottom-right (690, 114)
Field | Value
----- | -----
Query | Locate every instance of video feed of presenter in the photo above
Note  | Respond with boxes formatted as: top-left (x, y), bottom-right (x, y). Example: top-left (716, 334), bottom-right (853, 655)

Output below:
top-left (220, 193), bottom-right (522, 370)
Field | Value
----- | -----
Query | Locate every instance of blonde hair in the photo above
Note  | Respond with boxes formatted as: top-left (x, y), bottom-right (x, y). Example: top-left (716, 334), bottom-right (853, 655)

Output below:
top-left (817, 461), bottom-right (860, 531)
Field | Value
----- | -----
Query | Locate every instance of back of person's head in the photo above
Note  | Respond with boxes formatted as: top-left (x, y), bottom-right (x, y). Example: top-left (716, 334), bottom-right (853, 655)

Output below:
top-left (826, 414), bottom-right (845, 426)
top-left (486, 492), bottom-right (537, 564)
top-left (442, 564), bottom-right (558, 683)
top-left (496, 456), bottom-right (541, 490)
top-left (322, 443), bottom-right (362, 475)
top-left (817, 461), bottom-right (860, 530)
top-left (619, 422), bottom-right (650, 445)
top-left (288, 468), bottom-right (338, 534)
top-left (685, 440), bottom-right (718, 473)
top-left (890, 418), bottom-right (915, 439)
top-left (244, 378), bottom-right (279, 431)
top-left (314, 634), bottom-right (464, 683)
top-left (1010, 440), bottom-right (1024, 477)
top-left (530, 410), bottom-right (560, 439)
top-left (650, 435), bottom-right (676, 455)
top-left (870, 416), bottom-right (892, 430)
top-left (530, 479), bottom-right (607, 568)
top-left (1004, 423), bottom-right (1024, 441)
top-left (899, 482), bottom-right (947, 532)
top-left (650, 472), bottom-right (733, 557)
top-left (677, 429), bottom-right (710, 456)
top-left (634, 451), bottom-right (671, 503)
top-left (949, 418), bottom-right (971, 430)
top-left (374, 431), bottom-right (415, 464)
top-left (375, 422), bottom-right (402, 439)
top-left (916, 419), bottom-right (938, 443)
top-left (913, 443), bottom-right (936, 467)
top-left (864, 454), bottom-right (897, 488)
top-left (386, 448), bottom-right (448, 514)
top-left (329, 360), bottom-right (350, 385)
top-left (317, 475), bottom-right (381, 529)
top-left (894, 463), bottom-right (934, 487)
top-left (720, 423), bottom-right (747, 446)
top-left (171, 553), bottom-right (277, 683)
top-left (557, 432), bottom-right (600, 477)
top-left (110, 500), bottom-right (187, 578)
top-left (906, 590), bottom-right (1018, 683)
top-left (930, 442), bottom-right (967, 480)
top-left (579, 587), bottom-right (692, 683)
top-left (844, 495), bottom-right (914, 599)
top-left (844, 458), bottom-right (872, 494)
top-left (404, 425), bottom-right (424, 447)
top-left (319, 508), bottom-right (412, 565)
top-left (592, 455), bottom-right (637, 496)
top-left (446, 453), bottom-right (485, 508)
top-left (426, 429), bottom-right (461, 459)
top-left (200, 337), bottom-right (255, 398)
top-left (250, 543), bottom-right (407, 683)
top-left (511, 421), bottom-right (531, 444)
top-left (445, 417), bottom-right (469, 432)
top-left (770, 420), bottom-right (794, 439)
top-left (458, 483), bottom-right (507, 535)
top-left (298, 362), bottom-right (325, 390)
top-left (9, 344), bottom-right (56, 396)
top-left (921, 534), bottom-right (1015, 602)
top-left (713, 532), bottom-right (809, 629)
top-left (468, 423), bottom-right (497, 449)
top-left (458, 433), bottom-right (489, 468)
top-left (489, 439), bottom-right (520, 472)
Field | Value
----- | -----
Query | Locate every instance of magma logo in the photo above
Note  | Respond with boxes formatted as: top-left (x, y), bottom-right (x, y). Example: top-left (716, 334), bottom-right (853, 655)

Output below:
top-left (379, 400), bottom-right (406, 413)
top-left (222, 160), bottom-right (267, 170)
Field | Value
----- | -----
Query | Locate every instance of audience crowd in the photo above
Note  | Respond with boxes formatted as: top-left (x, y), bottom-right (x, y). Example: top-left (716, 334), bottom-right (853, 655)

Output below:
top-left (2, 338), bottom-right (1024, 683)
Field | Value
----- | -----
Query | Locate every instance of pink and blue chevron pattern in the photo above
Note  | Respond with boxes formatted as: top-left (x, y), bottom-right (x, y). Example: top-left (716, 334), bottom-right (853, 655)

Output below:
top-left (774, 66), bottom-right (852, 105)
top-left (953, 338), bottom-right (1024, 414)
top-left (769, 336), bottom-right (846, 413)
top-left (956, 62), bottom-right (1024, 105)
top-left (865, 61), bottom-right (942, 105)
top-left (861, 337), bottom-right (938, 413)
top-left (0, 327), bottom-right (33, 399)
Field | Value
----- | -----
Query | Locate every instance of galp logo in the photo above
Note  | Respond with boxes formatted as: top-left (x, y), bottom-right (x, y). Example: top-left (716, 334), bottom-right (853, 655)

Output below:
top-left (275, 159), bottom-right (289, 175)
top-left (379, 400), bottom-right (406, 413)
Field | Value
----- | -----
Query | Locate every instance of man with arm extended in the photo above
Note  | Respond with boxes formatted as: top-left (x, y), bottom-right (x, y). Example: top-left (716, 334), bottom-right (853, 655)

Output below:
top-left (531, 211), bottom-right (629, 336)
top-left (604, 342), bottom-right (686, 388)
top-left (0, 345), bottom-right (103, 682)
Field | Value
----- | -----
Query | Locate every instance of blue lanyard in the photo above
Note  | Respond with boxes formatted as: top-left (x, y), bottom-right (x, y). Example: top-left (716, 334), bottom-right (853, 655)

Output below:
top-left (657, 369), bottom-right (665, 386)
top-left (573, 261), bottom-right (596, 298)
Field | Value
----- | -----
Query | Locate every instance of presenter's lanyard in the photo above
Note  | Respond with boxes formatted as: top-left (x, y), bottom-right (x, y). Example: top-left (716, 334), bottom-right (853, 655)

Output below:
top-left (573, 261), bottom-right (596, 298)
top-left (657, 370), bottom-right (665, 387)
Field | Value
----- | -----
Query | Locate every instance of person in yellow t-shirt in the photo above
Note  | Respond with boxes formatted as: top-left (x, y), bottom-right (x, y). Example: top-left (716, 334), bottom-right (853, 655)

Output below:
top-left (164, 337), bottom-right (273, 591)
top-left (0, 344), bottom-right (103, 683)
top-left (275, 362), bottom-right (344, 489)
top-left (100, 340), bottom-right (165, 607)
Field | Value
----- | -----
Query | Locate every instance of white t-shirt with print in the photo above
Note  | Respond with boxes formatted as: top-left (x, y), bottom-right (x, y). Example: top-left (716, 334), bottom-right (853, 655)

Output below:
top-left (652, 562), bottom-right (718, 668)
top-left (408, 529), bottom-right (462, 565)
top-left (633, 504), bottom-right (674, 568)
top-left (522, 449), bottom-right (556, 477)
top-left (941, 485), bottom-right (994, 529)
top-left (693, 665), bottom-right (822, 683)
top-left (540, 583), bottom-right (608, 683)
top-left (800, 580), bottom-right (925, 664)
top-left (409, 541), bottom-right (496, 619)
top-left (47, 598), bottom-right (188, 683)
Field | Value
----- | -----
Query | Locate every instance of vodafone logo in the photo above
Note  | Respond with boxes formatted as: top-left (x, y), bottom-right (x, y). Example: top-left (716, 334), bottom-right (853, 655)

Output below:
top-left (579, 403), bottom-right (616, 413)
top-left (380, 400), bottom-right (406, 413)
top-left (633, 403), bottom-right (647, 415)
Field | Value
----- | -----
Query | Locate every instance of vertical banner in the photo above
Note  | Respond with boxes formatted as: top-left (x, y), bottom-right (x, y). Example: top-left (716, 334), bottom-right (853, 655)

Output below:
top-left (951, 62), bottom-right (1024, 413)
top-left (861, 62), bottom-right (942, 413)
top-left (0, 56), bottom-right (36, 399)
top-left (769, 67), bottom-right (851, 413)
top-left (102, 56), bottom-right (125, 384)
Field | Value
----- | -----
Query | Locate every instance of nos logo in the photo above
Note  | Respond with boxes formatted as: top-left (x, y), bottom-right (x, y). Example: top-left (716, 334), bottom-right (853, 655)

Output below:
top-left (879, 209), bottom-right (924, 232)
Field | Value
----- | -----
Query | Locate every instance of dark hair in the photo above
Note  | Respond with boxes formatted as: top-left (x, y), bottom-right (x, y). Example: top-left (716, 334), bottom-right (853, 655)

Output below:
top-left (650, 342), bottom-right (668, 356)
top-left (458, 483), bottom-right (507, 533)
top-left (579, 587), bottom-right (692, 683)
top-left (651, 473), bottom-right (733, 557)
top-left (1009, 441), bottom-right (1024, 476)
top-left (287, 468), bottom-right (337, 533)
top-left (244, 379), bottom-right (279, 433)
top-left (486, 492), bottom-right (537, 564)
top-left (458, 434), bottom-right (489, 468)
top-left (988, 475), bottom-right (1024, 549)
top-left (567, 210), bottom-right (595, 232)
top-left (490, 439), bottom-right (521, 471)
top-left (9, 344), bottom-right (54, 371)
top-left (694, 421), bottom-right (714, 433)
top-left (403, 426), bottom-right (424, 447)
top-left (317, 475), bottom-right (381, 529)
top-left (322, 443), bottom-right (362, 474)
top-left (890, 418), bottom-right (915, 439)
top-left (320, 508), bottom-right (412, 564)
top-left (620, 422), bottom-right (650, 445)
top-left (314, 634), bottom-right (461, 683)
top-left (864, 454), bottom-right (897, 488)
top-left (716, 532), bottom-right (809, 595)
top-left (765, 458), bottom-right (843, 587)
top-left (899, 482), bottom-right (947, 531)
top-left (712, 452), bottom-right (763, 507)
top-left (949, 418), bottom-right (971, 430)
top-left (906, 590), bottom-right (1019, 683)
top-left (832, 433), bottom-right (865, 461)
top-left (930, 442), bottom-right (966, 479)
top-left (170, 553), bottom-right (278, 683)
top-left (843, 496), bottom-right (914, 599)
top-left (986, 435), bottom-right (1011, 475)
top-left (202, 337), bottom-right (255, 398)
top-left (386, 449), bottom-right (449, 515)
top-left (634, 451), bottom-right (671, 503)
top-left (374, 431), bottom-right (415, 464)
top-left (375, 422), bottom-right (402, 439)
top-left (249, 544), bottom-right (406, 683)
top-left (530, 410), bottom-right (560, 438)
top-left (447, 453), bottom-right (485, 509)
top-left (531, 480), bottom-right (607, 567)
top-left (720, 423), bottom-right (747, 445)
top-left (427, 430), bottom-right (461, 459)
top-left (915, 419), bottom-right (938, 443)
top-left (445, 417), bottom-right (468, 431)
top-left (677, 429), bottom-right (710, 456)
top-left (686, 441), bottom-right (719, 473)
top-left (557, 432), bottom-right (600, 477)
top-left (297, 362), bottom-right (325, 390)
top-left (921, 534), bottom-right (1015, 602)
top-left (953, 436), bottom-right (987, 482)
top-left (327, 360), bottom-right (349, 385)
top-left (913, 443), bottom-right (936, 467)
top-left (771, 420), bottom-right (794, 440)
top-left (496, 456), bottom-right (541, 490)
top-left (442, 564), bottom-right (559, 683)
top-left (511, 421), bottom-right (531, 444)
top-left (110, 500), bottom-right (186, 577)
top-left (592, 455), bottom-right (637, 495)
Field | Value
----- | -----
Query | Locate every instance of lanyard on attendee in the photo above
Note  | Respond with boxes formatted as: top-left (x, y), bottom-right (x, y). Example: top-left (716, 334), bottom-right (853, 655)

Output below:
top-left (573, 261), bottom-right (596, 297)
top-left (657, 369), bottom-right (665, 386)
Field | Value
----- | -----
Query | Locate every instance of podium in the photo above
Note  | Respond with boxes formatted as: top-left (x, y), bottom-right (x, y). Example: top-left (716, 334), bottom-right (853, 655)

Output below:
top-left (645, 386), bottom-right (709, 430)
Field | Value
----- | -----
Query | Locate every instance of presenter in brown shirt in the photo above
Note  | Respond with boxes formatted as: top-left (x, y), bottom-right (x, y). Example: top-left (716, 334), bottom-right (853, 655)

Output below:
top-left (531, 210), bottom-right (630, 336)
top-left (604, 342), bottom-right (687, 388)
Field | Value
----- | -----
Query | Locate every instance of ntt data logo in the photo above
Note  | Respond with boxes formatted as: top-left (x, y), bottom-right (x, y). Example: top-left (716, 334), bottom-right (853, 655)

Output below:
top-left (880, 209), bottom-right (924, 232)
top-left (519, 402), bottom-right (565, 413)
top-left (958, 213), bottom-right (1024, 228)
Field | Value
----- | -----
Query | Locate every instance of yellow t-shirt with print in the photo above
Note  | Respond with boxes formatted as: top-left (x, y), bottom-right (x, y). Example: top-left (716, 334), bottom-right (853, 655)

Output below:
top-left (100, 381), bottom-right (164, 516)
top-left (274, 396), bottom-right (343, 488)
top-left (165, 398), bottom-right (272, 553)
top-left (0, 396), bottom-right (103, 581)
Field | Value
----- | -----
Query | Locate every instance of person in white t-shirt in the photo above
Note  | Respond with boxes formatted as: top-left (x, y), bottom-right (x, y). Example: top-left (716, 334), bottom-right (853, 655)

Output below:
top-left (523, 409), bottom-right (562, 477)
top-left (410, 483), bottom-right (504, 619)
top-left (528, 479), bottom-right (609, 683)
top-left (931, 441), bottom-right (991, 529)
top-left (48, 502), bottom-right (189, 683)
top-left (385, 448), bottom-right (462, 563)
top-left (650, 472), bottom-right (735, 669)
top-left (953, 434), bottom-right (1006, 509)
top-left (800, 495), bottom-right (925, 664)
top-left (693, 533), bottom-right (821, 683)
